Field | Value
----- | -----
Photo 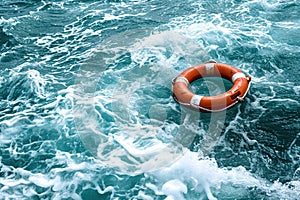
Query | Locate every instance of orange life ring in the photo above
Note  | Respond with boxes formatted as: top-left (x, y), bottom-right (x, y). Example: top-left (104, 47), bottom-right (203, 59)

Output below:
top-left (172, 61), bottom-right (251, 112)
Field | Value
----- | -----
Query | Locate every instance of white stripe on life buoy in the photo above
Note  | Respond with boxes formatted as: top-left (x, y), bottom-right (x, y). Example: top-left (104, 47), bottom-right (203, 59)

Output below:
top-left (190, 95), bottom-right (203, 108)
top-left (231, 72), bottom-right (246, 83)
top-left (205, 63), bottom-right (215, 75)
top-left (175, 77), bottom-right (189, 86)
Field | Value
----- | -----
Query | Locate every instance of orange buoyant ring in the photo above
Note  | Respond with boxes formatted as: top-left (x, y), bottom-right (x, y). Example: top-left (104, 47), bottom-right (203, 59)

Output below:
top-left (172, 61), bottom-right (251, 112)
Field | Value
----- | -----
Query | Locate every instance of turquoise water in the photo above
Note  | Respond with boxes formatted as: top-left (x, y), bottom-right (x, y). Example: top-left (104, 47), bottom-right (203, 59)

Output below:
top-left (0, 0), bottom-right (299, 199)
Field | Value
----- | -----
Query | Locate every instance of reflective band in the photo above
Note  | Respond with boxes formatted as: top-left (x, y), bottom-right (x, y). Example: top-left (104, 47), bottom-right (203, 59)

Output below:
top-left (231, 72), bottom-right (246, 83)
top-left (190, 95), bottom-right (203, 108)
top-left (175, 77), bottom-right (189, 86)
top-left (205, 63), bottom-right (215, 75)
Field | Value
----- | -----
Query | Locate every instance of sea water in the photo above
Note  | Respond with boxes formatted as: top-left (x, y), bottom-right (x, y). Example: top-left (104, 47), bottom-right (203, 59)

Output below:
top-left (0, 0), bottom-right (299, 199)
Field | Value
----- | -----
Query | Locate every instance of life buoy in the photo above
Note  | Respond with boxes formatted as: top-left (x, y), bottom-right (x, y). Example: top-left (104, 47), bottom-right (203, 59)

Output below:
top-left (172, 61), bottom-right (251, 112)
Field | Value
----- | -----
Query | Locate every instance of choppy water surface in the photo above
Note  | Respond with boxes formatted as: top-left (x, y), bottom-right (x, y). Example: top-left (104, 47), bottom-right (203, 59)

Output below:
top-left (0, 0), bottom-right (299, 199)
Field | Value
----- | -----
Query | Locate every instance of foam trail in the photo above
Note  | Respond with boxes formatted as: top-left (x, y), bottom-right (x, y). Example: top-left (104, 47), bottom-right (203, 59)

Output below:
top-left (147, 150), bottom-right (270, 199)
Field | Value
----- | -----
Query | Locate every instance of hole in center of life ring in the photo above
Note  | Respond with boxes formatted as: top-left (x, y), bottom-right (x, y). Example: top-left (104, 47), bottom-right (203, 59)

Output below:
top-left (189, 77), bottom-right (233, 97)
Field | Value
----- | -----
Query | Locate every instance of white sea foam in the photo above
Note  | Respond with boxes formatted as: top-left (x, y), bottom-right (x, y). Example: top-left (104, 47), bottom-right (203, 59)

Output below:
top-left (144, 150), bottom-right (300, 199)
